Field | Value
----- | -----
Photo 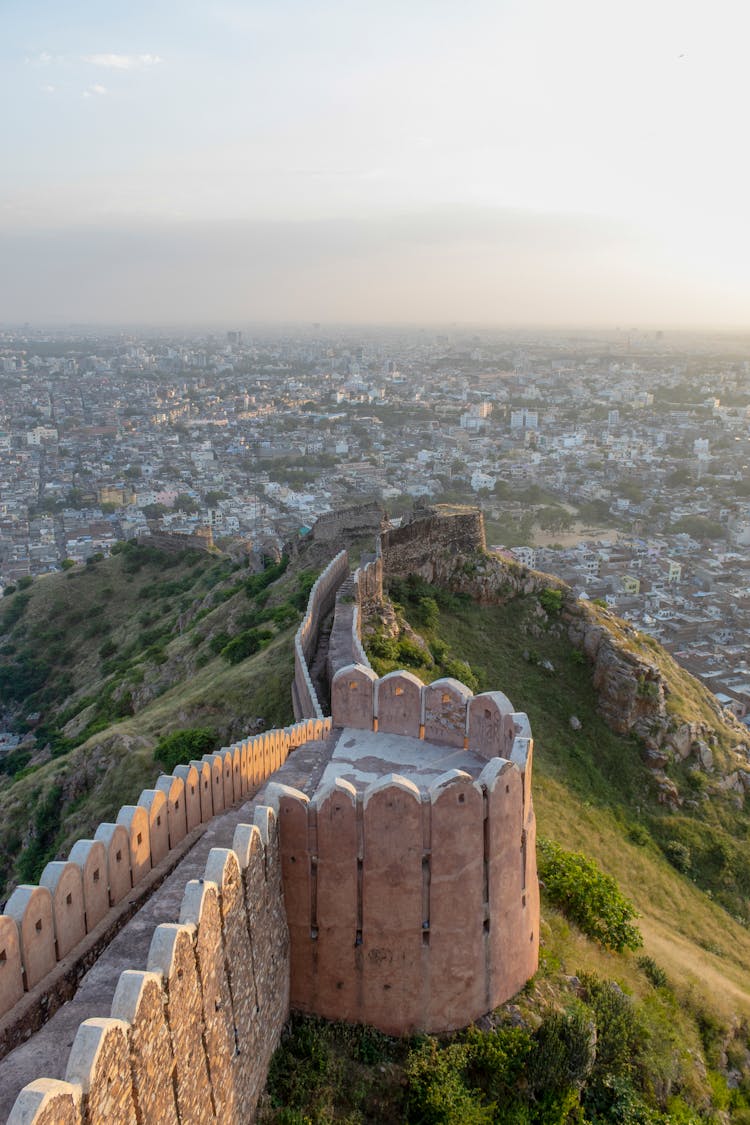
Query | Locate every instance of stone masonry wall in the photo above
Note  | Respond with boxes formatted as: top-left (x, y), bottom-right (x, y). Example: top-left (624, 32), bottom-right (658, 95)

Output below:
top-left (273, 748), bottom-right (538, 1035)
top-left (310, 502), bottom-right (385, 545)
top-left (0, 718), bottom-right (330, 1040)
top-left (7, 804), bottom-right (290, 1125)
top-left (293, 550), bottom-right (349, 720)
top-left (380, 507), bottom-right (486, 584)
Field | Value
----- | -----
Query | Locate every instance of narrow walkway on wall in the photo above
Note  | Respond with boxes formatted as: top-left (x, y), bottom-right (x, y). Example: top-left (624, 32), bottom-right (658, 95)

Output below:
top-left (0, 737), bottom-right (335, 1123)
top-left (308, 609), bottom-right (334, 714)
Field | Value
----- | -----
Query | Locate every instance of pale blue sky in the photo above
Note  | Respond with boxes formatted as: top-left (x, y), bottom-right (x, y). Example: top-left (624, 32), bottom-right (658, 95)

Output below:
top-left (2, 1), bottom-right (749, 325)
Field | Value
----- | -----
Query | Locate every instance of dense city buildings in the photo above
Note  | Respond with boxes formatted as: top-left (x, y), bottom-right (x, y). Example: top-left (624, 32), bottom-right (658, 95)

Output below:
top-left (2, 324), bottom-right (750, 725)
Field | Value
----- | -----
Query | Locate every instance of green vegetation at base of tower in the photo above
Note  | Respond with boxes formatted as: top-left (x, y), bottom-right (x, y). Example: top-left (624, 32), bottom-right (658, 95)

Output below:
top-left (262, 938), bottom-right (750, 1124)
top-left (0, 542), bottom-right (311, 898)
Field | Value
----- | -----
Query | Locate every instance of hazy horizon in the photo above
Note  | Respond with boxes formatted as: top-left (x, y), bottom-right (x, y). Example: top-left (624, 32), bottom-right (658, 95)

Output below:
top-left (3, 0), bottom-right (750, 328)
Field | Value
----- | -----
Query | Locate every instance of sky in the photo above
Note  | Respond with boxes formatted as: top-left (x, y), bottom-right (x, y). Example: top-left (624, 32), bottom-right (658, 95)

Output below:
top-left (2, 0), bottom-right (749, 328)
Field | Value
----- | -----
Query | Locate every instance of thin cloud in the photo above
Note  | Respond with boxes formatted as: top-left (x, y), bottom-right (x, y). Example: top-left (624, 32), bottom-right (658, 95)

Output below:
top-left (83, 84), bottom-right (107, 98)
top-left (25, 51), bottom-right (59, 66)
top-left (83, 53), bottom-right (162, 70)
top-left (41, 84), bottom-right (56, 94)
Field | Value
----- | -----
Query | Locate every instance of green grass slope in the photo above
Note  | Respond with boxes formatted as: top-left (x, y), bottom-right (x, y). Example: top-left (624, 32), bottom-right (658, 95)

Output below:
top-left (0, 542), bottom-right (315, 897)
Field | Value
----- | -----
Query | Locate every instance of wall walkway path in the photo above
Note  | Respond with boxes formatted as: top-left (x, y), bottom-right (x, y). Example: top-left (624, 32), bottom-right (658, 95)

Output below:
top-left (0, 738), bottom-right (334, 1123)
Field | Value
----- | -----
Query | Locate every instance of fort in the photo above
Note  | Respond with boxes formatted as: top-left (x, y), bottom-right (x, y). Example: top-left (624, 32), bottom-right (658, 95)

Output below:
top-left (0, 507), bottom-right (539, 1124)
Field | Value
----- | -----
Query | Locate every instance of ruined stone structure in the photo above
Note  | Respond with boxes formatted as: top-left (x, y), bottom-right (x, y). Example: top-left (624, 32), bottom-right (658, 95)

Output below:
top-left (381, 503), bottom-right (486, 582)
top-left (310, 501), bottom-right (386, 545)
top-left (139, 526), bottom-right (215, 554)
top-left (1, 511), bottom-right (540, 1123)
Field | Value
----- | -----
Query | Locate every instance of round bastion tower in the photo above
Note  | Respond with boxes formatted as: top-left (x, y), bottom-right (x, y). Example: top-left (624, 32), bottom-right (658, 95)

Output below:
top-left (270, 662), bottom-right (539, 1036)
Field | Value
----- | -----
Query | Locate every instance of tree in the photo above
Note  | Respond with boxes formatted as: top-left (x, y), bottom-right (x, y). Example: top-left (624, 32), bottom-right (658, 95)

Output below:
top-left (671, 515), bottom-right (726, 540)
top-left (537, 506), bottom-right (573, 533)
top-left (204, 490), bottom-right (229, 507)
top-left (174, 493), bottom-right (201, 514)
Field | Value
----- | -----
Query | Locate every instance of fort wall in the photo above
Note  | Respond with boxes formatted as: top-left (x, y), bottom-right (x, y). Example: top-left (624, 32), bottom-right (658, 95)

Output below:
top-left (273, 742), bottom-right (537, 1035)
top-left (3, 519), bottom-right (543, 1122)
top-left (310, 502), bottom-right (385, 545)
top-left (6, 805), bottom-right (289, 1125)
top-left (138, 527), bottom-right (215, 554)
top-left (292, 665), bottom-right (538, 1035)
top-left (293, 550), bottom-right (349, 720)
top-left (0, 718), bottom-right (330, 1040)
top-left (380, 506), bottom-right (486, 583)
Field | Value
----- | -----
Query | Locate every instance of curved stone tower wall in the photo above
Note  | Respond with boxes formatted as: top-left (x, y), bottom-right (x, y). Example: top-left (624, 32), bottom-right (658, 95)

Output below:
top-left (274, 754), bottom-right (537, 1036)
top-left (277, 665), bottom-right (539, 1037)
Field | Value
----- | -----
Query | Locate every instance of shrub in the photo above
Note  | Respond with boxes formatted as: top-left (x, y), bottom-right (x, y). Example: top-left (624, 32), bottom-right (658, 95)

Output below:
top-left (290, 570), bottom-right (316, 611)
top-left (627, 823), bottom-right (651, 847)
top-left (60, 558), bottom-right (75, 570)
top-left (154, 727), bottom-right (216, 772)
top-left (664, 840), bottom-right (692, 873)
top-left (539, 587), bottom-right (563, 615)
top-left (221, 628), bottom-right (273, 664)
top-left (415, 596), bottom-right (440, 631)
top-left (397, 637), bottom-right (430, 667)
top-left (638, 956), bottom-right (669, 990)
top-left (210, 631), bottom-right (232, 654)
top-left (404, 1038), bottom-right (494, 1124)
top-left (245, 556), bottom-right (289, 599)
top-left (442, 658), bottom-right (479, 693)
top-left (1, 591), bottom-right (31, 631)
top-left (526, 1005), bottom-right (596, 1095)
top-left (537, 837), bottom-right (642, 952)
top-left (368, 634), bottom-right (399, 661)
top-left (17, 576), bottom-right (33, 590)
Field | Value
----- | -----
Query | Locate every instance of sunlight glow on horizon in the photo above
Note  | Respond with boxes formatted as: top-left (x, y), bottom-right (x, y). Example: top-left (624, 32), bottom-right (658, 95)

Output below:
top-left (2, 0), bottom-right (749, 326)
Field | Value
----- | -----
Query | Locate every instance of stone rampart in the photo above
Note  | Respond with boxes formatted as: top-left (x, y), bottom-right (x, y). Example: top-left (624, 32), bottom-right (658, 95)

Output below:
top-left (310, 502), bottom-right (385, 544)
top-left (6, 805), bottom-right (290, 1125)
top-left (138, 528), bottom-right (215, 554)
top-left (293, 550), bottom-right (349, 720)
top-left (273, 745), bottom-right (538, 1035)
top-left (0, 718), bottom-right (331, 1036)
top-left (380, 506), bottom-right (486, 583)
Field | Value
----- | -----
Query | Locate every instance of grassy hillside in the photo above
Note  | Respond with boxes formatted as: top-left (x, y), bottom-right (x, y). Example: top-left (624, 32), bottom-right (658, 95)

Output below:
top-left (0, 541), bottom-right (313, 898)
top-left (260, 571), bottom-right (750, 1124)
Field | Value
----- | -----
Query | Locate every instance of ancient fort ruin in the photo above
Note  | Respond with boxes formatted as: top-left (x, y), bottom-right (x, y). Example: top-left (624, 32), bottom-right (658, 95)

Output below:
top-left (0, 508), bottom-right (539, 1124)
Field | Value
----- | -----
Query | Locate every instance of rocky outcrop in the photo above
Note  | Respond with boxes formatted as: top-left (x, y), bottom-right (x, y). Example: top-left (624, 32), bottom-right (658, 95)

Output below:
top-left (565, 612), bottom-right (670, 747)
top-left (367, 506), bottom-right (744, 793)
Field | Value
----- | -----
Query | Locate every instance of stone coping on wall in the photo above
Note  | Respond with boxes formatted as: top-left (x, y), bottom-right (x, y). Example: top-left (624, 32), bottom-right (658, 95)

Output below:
top-left (0, 718), bottom-right (331, 1033)
top-left (0, 739), bottom-right (335, 1124)
top-left (293, 549), bottom-right (349, 720)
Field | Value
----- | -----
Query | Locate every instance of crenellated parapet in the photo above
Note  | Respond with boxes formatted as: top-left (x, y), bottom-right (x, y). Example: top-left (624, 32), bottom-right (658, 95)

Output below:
top-left (0, 717), bottom-right (331, 1035)
top-left (332, 664), bottom-right (524, 760)
top-left (6, 806), bottom-right (289, 1125)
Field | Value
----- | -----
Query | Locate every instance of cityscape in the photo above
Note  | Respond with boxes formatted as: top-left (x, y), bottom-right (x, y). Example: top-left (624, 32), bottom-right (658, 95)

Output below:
top-left (3, 325), bottom-right (750, 732)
